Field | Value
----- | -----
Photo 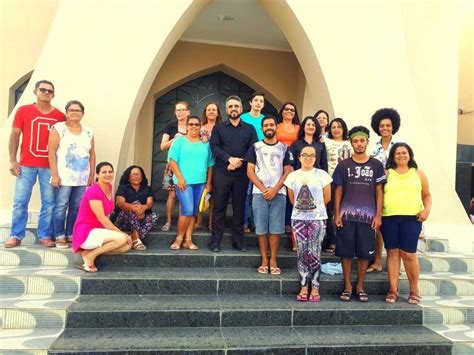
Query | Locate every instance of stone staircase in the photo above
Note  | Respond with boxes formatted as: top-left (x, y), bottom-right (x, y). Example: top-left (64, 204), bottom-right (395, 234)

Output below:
top-left (1, 225), bottom-right (473, 354)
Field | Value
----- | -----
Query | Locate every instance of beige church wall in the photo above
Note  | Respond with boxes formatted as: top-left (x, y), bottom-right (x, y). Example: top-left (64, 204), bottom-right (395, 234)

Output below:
top-left (133, 40), bottom-right (311, 174)
top-left (457, 0), bottom-right (474, 145)
top-left (0, 0), bottom-right (211, 221)
top-left (261, 0), bottom-right (471, 251)
top-left (0, 0), bottom-right (59, 118)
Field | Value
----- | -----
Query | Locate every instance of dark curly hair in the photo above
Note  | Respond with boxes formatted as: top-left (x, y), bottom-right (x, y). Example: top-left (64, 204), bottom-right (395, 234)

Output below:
top-left (297, 116), bottom-right (322, 141)
top-left (327, 118), bottom-right (349, 140)
top-left (386, 142), bottom-right (418, 170)
top-left (118, 165), bottom-right (149, 188)
top-left (348, 125), bottom-right (370, 140)
top-left (371, 108), bottom-right (401, 136)
top-left (277, 102), bottom-right (300, 125)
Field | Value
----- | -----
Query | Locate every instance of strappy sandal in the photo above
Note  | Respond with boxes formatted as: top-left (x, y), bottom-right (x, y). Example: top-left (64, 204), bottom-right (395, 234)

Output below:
top-left (356, 291), bottom-right (369, 302)
top-left (407, 292), bottom-right (421, 305)
top-left (75, 263), bottom-right (97, 273)
top-left (325, 245), bottom-right (336, 254)
top-left (170, 236), bottom-right (183, 250)
top-left (161, 223), bottom-right (171, 232)
top-left (340, 290), bottom-right (352, 302)
top-left (257, 266), bottom-right (269, 274)
top-left (182, 237), bottom-right (198, 250)
top-left (132, 238), bottom-right (147, 251)
top-left (385, 291), bottom-right (398, 304)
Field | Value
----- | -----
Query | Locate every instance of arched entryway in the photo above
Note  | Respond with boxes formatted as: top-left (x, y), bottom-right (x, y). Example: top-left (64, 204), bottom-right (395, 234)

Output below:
top-left (151, 71), bottom-right (278, 200)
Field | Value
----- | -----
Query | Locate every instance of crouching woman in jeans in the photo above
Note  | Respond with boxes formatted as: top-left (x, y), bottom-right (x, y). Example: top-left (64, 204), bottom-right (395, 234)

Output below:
top-left (381, 143), bottom-right (431, 304)
top-left (72, 162), bottom-right (132, 272)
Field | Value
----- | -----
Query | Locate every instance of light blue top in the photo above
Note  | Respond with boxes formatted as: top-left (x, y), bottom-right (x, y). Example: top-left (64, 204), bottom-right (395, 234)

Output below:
top-left (240, 112), bottom-right (265, 141)
top-left (168, 136), bottom-right (214, 184)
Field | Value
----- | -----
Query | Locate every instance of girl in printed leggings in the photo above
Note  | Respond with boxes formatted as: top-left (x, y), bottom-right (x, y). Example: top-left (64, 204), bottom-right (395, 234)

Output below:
top-left (284, 146), bottom-right (332, 302)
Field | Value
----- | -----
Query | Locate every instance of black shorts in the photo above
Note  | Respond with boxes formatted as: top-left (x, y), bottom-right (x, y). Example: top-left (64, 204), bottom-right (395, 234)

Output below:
top-left (335, 221), bottom-right (376, 260)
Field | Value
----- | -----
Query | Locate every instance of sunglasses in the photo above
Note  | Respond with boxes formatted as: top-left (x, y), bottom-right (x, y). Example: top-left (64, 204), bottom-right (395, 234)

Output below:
top-left (38, 88), bottom-right (54, 94)
top-left (188, 123), bottom-right (201, 127)
top-left (283, 107), bottom-right (295, 112)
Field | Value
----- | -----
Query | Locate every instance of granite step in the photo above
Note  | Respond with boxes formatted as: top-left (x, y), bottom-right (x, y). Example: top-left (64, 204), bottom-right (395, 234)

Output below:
top-left (77, 267), bottom-right (391, 296)
top-left (65, 294), bottom-right (423, 329)
top-left (49, 325), bottom-right (451, 354)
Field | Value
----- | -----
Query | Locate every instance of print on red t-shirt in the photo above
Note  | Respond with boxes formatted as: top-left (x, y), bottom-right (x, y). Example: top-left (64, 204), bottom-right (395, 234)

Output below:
top-left (13, 104), bottom-right (66, 168)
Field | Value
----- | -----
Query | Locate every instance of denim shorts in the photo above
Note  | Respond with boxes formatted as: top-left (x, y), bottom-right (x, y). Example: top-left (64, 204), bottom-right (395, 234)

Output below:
top-left (252, 193), bottom-right (285, 235)
top-left (176, 183), bottom-right (205, 216)
top-left (381, 215), bottom-right (422, 253)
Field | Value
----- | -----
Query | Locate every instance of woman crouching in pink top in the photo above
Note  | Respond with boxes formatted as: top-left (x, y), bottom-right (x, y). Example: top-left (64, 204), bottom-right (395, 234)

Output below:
top-left (73, 162), bottom-right (132, 272)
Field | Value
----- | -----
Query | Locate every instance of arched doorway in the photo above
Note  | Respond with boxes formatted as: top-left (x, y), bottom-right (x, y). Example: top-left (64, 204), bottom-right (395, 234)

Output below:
top-left (151, 71), bottom-right (278, 200)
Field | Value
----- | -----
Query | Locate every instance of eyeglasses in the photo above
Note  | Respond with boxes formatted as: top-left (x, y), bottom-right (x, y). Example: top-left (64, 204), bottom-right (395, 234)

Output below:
top-left (175, 108), bottom-right (188, 112)
top-left (130, 173), bottom-right (142, 177)
top-left (188, 123), bottom-right (201, 127)
top-left (67, 109), bottom-right (83, 113)
top-left (283, 107), bottom-right (295, 112)
top-left (300, 153), bottom-right (316, 159)
top-left (38, 88), bottom-right (54, 94)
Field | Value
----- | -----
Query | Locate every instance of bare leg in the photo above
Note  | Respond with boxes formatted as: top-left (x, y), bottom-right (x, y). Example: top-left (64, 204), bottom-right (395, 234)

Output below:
top-left (368, 231), bottom-right (384, 271)
top-left (268, 234), bottom-right (280, 268)
top-left (356, 259), bottom-right (369, 292)
top-left (298, 285), bottom-right (308, 297)
top-left (341, 258), bottom-right (353, 292)
top-left (195, 213), bottom-right (203, 229)
top-left (386, 248), bottom-right (401, 292)
top-left (165, 190), bottom-right (176, 226)
top-left (400, 250), bottom-right (420, 294)
top-left (258, 235), bottom-right (268, 267)
top-left (81, 233), bottom-right (130, 266)
top-left (185, 216), bottom-right (196, 238)
top-left (177, 215), bottom-right (192, 238)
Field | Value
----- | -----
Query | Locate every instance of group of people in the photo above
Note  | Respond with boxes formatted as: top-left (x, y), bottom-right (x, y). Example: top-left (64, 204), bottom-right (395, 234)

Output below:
top-left (6, 80), bottom-right (431, 306)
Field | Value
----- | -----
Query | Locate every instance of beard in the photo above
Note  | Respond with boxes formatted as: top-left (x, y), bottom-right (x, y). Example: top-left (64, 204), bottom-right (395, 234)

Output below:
top-left (228, 110), bottom-right (241, 120)
top-left (264, 130), bottom-right (275, 139)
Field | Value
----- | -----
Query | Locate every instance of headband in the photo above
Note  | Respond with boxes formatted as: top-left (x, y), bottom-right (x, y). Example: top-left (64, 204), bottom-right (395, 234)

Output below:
top-left (349, 131), bottom-right (369, 139)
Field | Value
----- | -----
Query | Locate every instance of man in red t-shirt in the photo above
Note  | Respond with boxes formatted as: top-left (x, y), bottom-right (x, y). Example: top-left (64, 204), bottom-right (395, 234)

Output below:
top-left (5, 80), bottom-right (66, 248)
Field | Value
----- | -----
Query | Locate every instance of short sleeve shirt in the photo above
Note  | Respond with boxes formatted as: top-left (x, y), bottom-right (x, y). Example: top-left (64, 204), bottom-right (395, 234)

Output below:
top-left (240, 112), bottom-right (265, 141)
top-left (324, 138), bottom-right (353, 176)
top-left (72, 183), bottom-right (114, 252)
top-left (332, 157), bottom-right (386, 224)
top-left (284, 168), bottom-right (332, 220)
top-left (116, 184), bottom-right (155, 213)
top-left (168, 136), bottom-right (214, 184)
top-left (246, 141), bottom-right (293, 195)
top-left (13, 104), bottom-right (66, 167)
top-left (163, 121), bottom-right (186, 141)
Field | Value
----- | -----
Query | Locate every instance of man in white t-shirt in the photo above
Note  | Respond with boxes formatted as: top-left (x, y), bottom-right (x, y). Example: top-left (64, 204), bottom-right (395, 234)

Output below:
top-left (246, 115), bottom-right (293, 275)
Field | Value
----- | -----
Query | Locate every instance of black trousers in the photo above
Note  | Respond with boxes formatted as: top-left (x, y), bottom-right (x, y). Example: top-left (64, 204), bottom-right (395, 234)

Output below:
top-left (209, 173), bottom-right (248, 248)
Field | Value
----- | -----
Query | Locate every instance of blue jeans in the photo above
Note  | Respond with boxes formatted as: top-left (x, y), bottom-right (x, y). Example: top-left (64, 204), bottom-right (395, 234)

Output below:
top-left (10, 166), bottom-right (55, 240)
top-left (176, 183), bottom-right (205, 216)
top-left (53, 185), bottom-right (87, 239)
top-left (244, 182), bottom-right (254, 227)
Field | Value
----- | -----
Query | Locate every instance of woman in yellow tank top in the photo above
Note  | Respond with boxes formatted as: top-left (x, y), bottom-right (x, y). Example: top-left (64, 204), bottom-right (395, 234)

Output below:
top-left (381, 143), bottom-right (431, 305)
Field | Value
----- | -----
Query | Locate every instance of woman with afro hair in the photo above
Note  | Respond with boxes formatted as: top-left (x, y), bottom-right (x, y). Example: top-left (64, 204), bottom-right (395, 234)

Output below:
top-left (367, 107), bottom-right (401, 273)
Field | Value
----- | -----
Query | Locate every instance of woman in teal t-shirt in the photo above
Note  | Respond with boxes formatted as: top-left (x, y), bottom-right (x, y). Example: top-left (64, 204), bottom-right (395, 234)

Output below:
top-left (168, 116), bottom-right (214, 250)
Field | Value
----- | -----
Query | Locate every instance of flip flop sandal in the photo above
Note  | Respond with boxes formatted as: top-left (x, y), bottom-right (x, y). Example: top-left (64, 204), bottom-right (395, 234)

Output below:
top-left (257, 266), bottom-right (269, 274)
top-left (296, 293), bottom-right (308, 302)
top-left (161, 223), bottom-right (171, 232)
top-left (340, 291), bottom-right (352, 302)
top-left (132, 239), bottom-right (147, 251)
top-left (366, 265), bottom-right (382, 273)
top-left (270, 266), bottom-right (281, 275)
top-left (309, 294), bottom-right (321, 303)
top-left (75, 263), bottom-right (97, 273)
top-left (385, 291), bottom-right (398, 304)
top-left (324, 246), bottom-right (336, 254)
top-left (356, 291), bottom-right (369, 302)
top-left (407, 292), bottom-right (421, 305)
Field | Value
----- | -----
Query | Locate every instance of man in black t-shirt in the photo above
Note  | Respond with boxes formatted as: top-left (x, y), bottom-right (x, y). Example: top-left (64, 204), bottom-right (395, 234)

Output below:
top-left (333, 126), bottom-right (386, 302)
